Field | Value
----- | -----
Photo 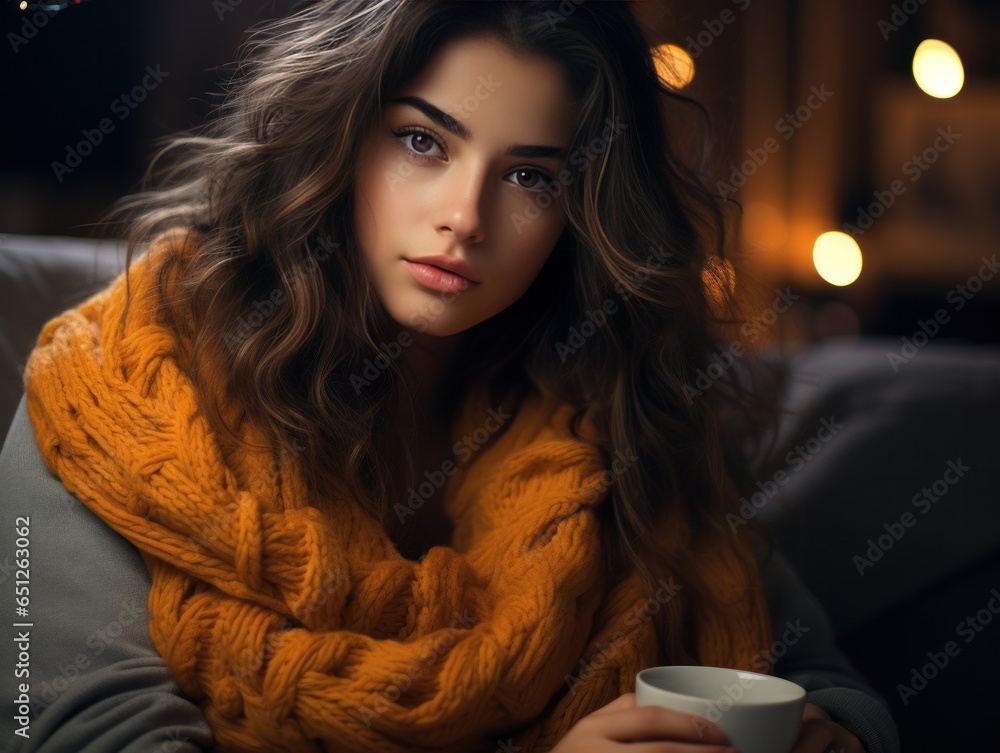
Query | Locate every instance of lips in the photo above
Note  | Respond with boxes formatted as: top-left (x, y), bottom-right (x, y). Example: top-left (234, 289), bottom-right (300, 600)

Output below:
top-left (405, 255), bottom-right (480, 283)
top-left (403, 259), bottom-right (479, 294)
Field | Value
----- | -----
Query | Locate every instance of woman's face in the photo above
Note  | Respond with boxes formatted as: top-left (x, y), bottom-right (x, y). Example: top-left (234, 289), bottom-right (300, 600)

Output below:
top-left (354, 35), bottom-right (576, 337)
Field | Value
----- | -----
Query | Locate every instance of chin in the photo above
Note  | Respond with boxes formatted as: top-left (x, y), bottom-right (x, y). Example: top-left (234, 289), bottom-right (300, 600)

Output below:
top-left (405, 314), bottom-right (481, 338)
top-left (378, 286), bottom-right (490, 338)
top-left (380, 302), bottom-right (476, 338)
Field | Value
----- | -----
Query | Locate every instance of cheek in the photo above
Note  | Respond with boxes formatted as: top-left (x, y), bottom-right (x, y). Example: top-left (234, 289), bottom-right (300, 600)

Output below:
top-left (355, 157), bottom-right (410, 254)
top-left (363, 155), bottom-right (431, 236)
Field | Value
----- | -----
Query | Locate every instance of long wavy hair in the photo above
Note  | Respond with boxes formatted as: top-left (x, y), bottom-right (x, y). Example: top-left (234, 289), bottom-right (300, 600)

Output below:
top-left (102, 0), bottom-right (779, 663)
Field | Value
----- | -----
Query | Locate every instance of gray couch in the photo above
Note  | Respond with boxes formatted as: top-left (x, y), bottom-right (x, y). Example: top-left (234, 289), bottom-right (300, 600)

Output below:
top-left (2, 233), bottom-right (998, 751)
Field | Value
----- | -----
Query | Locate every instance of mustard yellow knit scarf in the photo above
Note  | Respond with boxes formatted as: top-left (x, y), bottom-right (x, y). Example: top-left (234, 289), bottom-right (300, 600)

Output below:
top-left (24, 230), bottom-right (773, 752)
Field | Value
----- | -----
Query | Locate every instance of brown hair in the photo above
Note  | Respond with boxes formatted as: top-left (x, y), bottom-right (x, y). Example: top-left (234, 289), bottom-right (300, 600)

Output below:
top-left (102, 0), bottom-right (778, 664)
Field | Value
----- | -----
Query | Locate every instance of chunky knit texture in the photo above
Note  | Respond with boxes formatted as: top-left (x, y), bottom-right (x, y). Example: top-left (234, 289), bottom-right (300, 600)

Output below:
top-left (23, 230), bottom-right (773, 752)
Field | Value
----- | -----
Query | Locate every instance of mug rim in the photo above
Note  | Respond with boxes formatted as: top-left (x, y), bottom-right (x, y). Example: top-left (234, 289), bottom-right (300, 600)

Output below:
top-left (636, 665), bottom-right (807, 706)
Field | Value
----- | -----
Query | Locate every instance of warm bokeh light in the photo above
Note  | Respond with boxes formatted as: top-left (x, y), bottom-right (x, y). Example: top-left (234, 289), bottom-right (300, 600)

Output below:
top-left (912, 39), bottom-right (965, 99)
top-left (652, 44), bottom-right (696, 90)
top-left (813, 232), bottom-right (862, 286)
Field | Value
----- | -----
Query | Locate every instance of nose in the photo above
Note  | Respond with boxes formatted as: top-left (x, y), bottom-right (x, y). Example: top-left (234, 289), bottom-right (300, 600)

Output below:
top-left (436, 162), bottom-right (487, 245)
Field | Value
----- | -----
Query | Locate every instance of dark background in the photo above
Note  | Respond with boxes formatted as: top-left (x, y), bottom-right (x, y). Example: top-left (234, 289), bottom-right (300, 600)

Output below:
top-left (1, 0), bottom-right (297, 234)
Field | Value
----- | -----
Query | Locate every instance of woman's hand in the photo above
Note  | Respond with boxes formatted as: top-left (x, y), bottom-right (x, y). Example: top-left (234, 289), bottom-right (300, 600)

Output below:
top-left (551, 695), bottom-right (865, 753)
top-left (550, 692), bottom-right (738, 752)
top-left (789, 703), bottom-right (865, 753)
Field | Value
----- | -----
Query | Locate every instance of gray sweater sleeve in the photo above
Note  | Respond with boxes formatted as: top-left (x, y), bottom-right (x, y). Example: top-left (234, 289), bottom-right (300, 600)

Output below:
top-left (0, 395), bottom-right (215, 753)
top-left (755, 538), bottom-right (900, 753)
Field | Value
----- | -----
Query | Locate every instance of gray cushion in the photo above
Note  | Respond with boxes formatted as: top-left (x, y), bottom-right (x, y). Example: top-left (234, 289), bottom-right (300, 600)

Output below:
top-left (0, 234), bottom-right (124, 441)
top-left (748, 339), bottom-right (1000, 633)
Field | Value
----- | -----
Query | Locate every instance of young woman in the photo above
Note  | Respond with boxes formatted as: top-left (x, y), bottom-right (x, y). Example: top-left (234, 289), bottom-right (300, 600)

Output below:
top-left (3, 1), bottom-right (898, 752)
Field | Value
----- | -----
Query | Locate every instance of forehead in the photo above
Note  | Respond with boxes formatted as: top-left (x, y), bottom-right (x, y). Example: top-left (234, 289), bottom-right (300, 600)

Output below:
top-left (390, 35), bottom-right (577, 145)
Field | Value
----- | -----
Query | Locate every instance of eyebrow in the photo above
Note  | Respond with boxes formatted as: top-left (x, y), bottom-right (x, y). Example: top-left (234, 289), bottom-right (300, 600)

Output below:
top-left (389, 95), bottom-right (568, 161)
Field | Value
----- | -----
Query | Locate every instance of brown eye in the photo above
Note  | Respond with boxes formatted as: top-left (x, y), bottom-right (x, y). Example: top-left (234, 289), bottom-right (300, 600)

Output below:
top-left (514, 169), bottom-right (541, 188)
top-left (508, 167), bottom-right (552, 194)
top-left (393, 128), bottom-right (445, 159)
top-left (410, 133), bottom-right (435, 154)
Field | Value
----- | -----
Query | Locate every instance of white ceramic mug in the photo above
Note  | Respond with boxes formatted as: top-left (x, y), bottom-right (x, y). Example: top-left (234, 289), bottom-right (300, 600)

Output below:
top-left (635, 665), bottom-right (806, 753)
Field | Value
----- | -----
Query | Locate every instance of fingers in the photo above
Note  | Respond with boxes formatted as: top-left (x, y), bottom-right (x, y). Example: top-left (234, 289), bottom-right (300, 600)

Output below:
top-left (617, 744), bottom-right (737, 753)
top-left (792, 704), bottom-right (865, 753)
top-left (581, 702), bottom-right (729, 745)
top-left (828, 724), bottom-right (865, 753)
top-left (802, 703), bottom-right (831, 723)
top-left (789, 717), bottom-right (835, 753)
